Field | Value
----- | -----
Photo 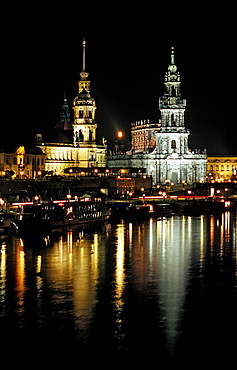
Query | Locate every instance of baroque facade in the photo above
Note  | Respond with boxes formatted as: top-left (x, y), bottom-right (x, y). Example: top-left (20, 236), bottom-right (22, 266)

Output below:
top-left (36, 40), bottom-right (107, 175)
top-left (108, 48), bottom-right (207, 185)
top-left (207, 155), bottom-right (237, 182)
top-left (0, 146), bottom-right (45, 178)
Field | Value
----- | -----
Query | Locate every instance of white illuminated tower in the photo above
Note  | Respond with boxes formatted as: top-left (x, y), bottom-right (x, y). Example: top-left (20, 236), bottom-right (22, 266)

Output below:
top-left (153, 47), bottom-right (206, 184)
top-left (72, 39), bottom-right (97, 145)
top-left (158, 47), bottom-right (189, 157)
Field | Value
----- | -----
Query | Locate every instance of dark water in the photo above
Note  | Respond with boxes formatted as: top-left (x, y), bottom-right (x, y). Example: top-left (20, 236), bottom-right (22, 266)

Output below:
top-left (0, 212), bottom-right (237, 367)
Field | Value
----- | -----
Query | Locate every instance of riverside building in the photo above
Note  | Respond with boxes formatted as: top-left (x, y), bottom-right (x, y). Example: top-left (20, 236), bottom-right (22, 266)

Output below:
top-left (36, 40), bottom-right (107, 176)
top-left (107, 48), bottom-right (207, 186)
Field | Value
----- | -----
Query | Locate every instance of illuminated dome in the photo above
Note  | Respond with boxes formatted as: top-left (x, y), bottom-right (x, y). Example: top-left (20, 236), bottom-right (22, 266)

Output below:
top-left (73, 89), bottom-right (95, 106)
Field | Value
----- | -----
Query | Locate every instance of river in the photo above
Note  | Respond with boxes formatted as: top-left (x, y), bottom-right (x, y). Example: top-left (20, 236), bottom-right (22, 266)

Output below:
top-left (0, 212), bottom-right (236, 367)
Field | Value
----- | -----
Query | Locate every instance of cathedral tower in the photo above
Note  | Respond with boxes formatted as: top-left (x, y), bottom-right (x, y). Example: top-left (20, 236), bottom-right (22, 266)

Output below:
top-left (157, 47), bottom-right (189, 156)
top-left (54, 91), bottom-right (72, 130)
top-left (159, 47), bottom-right (186, 130)
top-left (152, 47), bottom-right (206, 184)
top-left (72, 39), bottom-right (97, 145)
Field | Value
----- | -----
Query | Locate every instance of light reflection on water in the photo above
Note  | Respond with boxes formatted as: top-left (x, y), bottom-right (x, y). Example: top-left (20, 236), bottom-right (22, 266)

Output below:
top-left (0, 212), bottom-right (237, 366)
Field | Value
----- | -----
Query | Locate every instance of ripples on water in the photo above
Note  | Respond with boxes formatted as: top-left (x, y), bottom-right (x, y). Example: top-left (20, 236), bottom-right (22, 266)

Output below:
top-left (0, 212), bottom-right (237, 366)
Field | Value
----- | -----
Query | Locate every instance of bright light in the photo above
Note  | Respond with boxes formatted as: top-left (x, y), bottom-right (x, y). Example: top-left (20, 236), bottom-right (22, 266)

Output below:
top-left (117, 131), bottom-right (123, 139)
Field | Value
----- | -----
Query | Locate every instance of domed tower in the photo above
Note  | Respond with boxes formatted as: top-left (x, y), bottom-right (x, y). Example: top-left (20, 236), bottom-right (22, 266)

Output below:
top-left (72, 39), bottom-right (97, 145)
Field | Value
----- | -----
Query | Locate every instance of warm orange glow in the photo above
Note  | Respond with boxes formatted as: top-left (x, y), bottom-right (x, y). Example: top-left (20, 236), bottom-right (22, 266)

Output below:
top-left (117, 131), bottom-right (123, 139)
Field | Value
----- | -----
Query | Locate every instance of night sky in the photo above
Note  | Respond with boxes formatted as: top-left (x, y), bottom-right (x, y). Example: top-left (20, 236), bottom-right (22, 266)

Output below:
top-left (2, 8), bottom-right (235, 154)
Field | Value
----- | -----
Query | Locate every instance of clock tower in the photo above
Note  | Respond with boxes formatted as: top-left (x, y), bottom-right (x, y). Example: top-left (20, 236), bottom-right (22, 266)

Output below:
top-left (72, 39), bottom-right (97, 145)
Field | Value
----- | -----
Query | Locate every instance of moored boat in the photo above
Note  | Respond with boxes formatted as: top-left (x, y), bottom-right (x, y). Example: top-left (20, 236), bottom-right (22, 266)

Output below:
top-left (15, 196), bottom-right (111, 234)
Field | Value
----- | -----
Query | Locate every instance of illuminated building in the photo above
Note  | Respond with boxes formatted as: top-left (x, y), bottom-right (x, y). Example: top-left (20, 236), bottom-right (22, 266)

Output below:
top-left (36, 40), bottom-right (107, 175)
top-left (207, 155), bottom-right (237, 182)
top-left (0, 146), bottom-right (45, 178)
top-left (131, 120), bottom-right (160, 152)
top-left (108, 48), bottom-right (207, 185)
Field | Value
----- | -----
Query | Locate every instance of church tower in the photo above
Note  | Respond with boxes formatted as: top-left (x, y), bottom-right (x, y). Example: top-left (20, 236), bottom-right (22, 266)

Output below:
top-left (54, 91), bottom-right (72, 131)
top-left (159, 47), bottom-right (186, 130)
top-left (157, 47), bottom-right (189, 156)
top-left (151, 47), bottom-right (207, 184)
top-left (72, 39), bottom-right (97, 145)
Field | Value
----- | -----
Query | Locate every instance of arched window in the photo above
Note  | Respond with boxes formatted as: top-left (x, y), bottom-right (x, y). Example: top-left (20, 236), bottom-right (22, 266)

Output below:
top-left (171, 140), bottom-right (176, 149)
top-left (77, 130), bottom-right (84, 142)
top-left (171, 113), bottom-right (176, 126)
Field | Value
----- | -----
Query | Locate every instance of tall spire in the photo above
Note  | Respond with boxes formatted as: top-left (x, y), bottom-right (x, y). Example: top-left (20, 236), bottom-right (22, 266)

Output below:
top-left (171, 46), bottom-right (175, 65)
top-left (79, 39), bottom-right (90, 92)
top-left (55, 91), bottom-right (71, 130)
top-left (82, 38), bottom-right (86, 72)
top-left (159, 47), bottom-right (186, 131)
top-left (168, 46), bottom-right (178, 73)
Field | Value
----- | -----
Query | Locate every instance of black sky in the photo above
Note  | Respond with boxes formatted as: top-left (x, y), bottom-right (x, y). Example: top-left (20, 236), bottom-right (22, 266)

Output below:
top-left (2, 7), bottom-right (235, 154)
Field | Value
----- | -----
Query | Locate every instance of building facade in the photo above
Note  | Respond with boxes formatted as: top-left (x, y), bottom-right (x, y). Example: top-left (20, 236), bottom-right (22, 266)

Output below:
top-left (0, 146), bottom-right (45, 178)
top-left (207, 155), bottom-right (237, 182)
top-left (108, 48), bottom-right (207, 185)
top-left (37, 40), bottom-right (107, 175)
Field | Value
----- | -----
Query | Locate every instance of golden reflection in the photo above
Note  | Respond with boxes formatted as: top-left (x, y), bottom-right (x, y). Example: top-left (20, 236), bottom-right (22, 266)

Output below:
top-left (36, 255), bottom-right (42, 274)
top-left (43, 229), bottom-right (102, 331)
top-left (224, 211), bottom-right (231, 246)
top-left (199, 215), bottom-right (205, 267)
top-left (210, 216), bottom-right (216, 250)
top-left (220, 213), bottom-right (224, 256)
top-left (90, 233), bottom-right (99, 278)
top-left (0, 243), bottom-right (7, 305)
top-left (149, 218), bottom-right (153, 251)
top-left (128, 222), bottom-right (133, 252)
top-left (15, 239), bottom-right (26, 316)
top-left (114, 222), bottom-right (126, 343)
top-left (67, 231), bottom-right (73, 253)
top-left (219, 212), bottom-right (231, 258)
top-left (115, 223), bottom-right (125, 300)
top-left (0, 243), bottom-right (6, 275)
